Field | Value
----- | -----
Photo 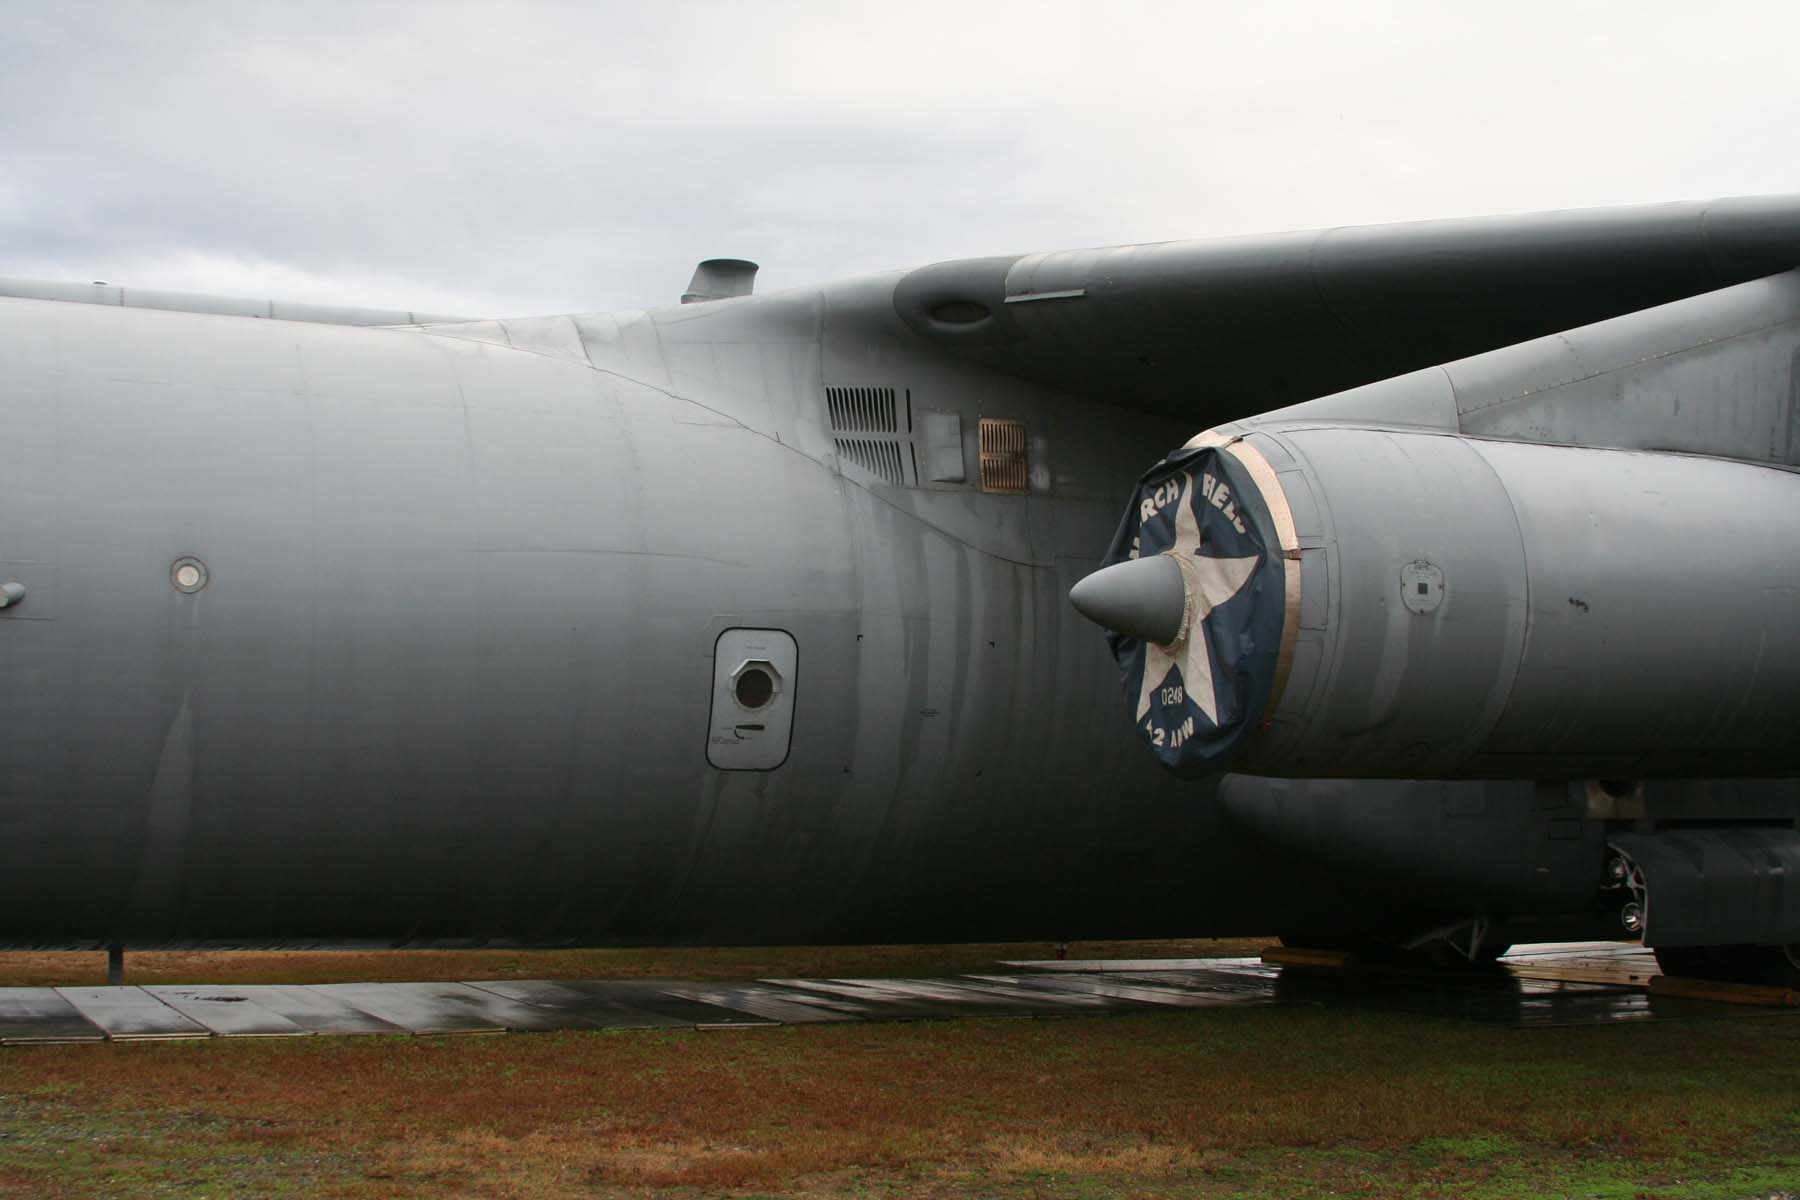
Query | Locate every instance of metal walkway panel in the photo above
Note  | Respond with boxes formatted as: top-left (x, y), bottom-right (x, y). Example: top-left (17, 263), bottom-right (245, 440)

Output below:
top-left (55, 987), bottom-right (210, 1040)
top-left (971, 973), bottom-right (1271, 1009)
top-left (143, 987), bottom-right (311, 1037)
top-left (223, 985), bottom-right (408, 1035)
top-left (7, 944), bottom-right (1797, 1045)
top-left (757, 979), bottom-right (962, 1021)
top-left (550, 981), bottom-right (780, 1028)
top-left (1117, 968), bottom-right (1289, 1001)
top-left (1000, 957), bottom-right (1263, 973)
top-left (661, 983), bottom-right (866, 1024)
top-left (0, 988), bottom-right (105, 1044)
top-left (307, 983), bottom-right (512, 1034)
top-left (781, 975), bottom-right (1124, 1017)
top-left (468, 980), bottom-right (694, 1029)
top-left (771, 978), bottom-right (1038, 1018)
top-left (931, 976), bottom-right (1136, 1012)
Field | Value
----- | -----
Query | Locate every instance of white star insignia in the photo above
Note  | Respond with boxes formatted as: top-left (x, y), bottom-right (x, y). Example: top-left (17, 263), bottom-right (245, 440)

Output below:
top-left (1133, 471), bottom-right (1260, 726)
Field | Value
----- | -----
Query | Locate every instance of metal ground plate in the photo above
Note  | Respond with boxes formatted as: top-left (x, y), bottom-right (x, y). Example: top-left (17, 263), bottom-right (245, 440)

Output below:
top-left (3, 944), bottom-right (1789, 1044)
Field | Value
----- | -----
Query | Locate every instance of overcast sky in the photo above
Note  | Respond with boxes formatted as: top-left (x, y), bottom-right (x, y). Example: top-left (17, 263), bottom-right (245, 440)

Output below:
top-left (4, 2), bottom-right (1797, 317)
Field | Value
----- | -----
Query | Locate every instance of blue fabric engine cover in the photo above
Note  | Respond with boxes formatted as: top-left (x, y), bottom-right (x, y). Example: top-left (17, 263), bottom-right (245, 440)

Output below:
top-left (1098, 443), bottom-right (1287, 777)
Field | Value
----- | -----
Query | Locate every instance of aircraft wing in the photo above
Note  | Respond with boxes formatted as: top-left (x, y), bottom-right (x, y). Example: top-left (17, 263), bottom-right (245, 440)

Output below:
top-left (889, 194), bottom-right (1800, 420)
top-left (0, 275), bottom-right (464, 327)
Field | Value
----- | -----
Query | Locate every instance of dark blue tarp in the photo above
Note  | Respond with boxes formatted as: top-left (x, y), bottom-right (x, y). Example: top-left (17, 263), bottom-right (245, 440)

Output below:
top-left (1098, 443), bottom-right (1287, 777)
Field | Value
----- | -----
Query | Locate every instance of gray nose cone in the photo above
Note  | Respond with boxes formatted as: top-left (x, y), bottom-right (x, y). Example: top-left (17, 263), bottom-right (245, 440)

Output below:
top-left (1069, 553), bottom-right (1187, 645)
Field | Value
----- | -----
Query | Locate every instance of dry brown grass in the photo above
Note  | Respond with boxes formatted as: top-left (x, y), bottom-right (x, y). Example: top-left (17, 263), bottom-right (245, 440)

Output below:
top-left (2, 1001), bottom-right (1798, 1198)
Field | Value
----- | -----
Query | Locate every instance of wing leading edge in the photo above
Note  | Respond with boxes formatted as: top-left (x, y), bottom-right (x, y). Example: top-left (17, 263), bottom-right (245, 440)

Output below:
top-left (890, 194), bottom-right (1800, 424)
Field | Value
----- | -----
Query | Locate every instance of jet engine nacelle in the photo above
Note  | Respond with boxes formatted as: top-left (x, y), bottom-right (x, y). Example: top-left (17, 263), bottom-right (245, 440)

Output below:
top-left (1076, 423), bottom-right (1800, 780)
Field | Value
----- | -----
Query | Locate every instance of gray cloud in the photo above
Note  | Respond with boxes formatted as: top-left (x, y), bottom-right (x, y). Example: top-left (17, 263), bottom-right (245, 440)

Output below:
top-left (3, 1), bottom-right (1797, 317)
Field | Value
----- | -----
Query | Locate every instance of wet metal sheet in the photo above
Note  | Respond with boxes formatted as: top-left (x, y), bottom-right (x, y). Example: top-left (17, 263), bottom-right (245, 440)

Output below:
top-left (758, 979), bottom-right (961, 1021)
top-left (771, 978), bottom-right (1039, 1019)
top-left (224, 985), bottom-right (408, 1036)
top-left (143, 986), bottom-right (310, 1037)
top-left (1001, 956), bottom-right (1265, 973)
top-left (662, 983), bottom-right (867, 1024)
top-left (1117, 968), bottom-right (1289, 1001)
top-left (8, 944), bottom-right (1797, 1046)
top-left (926, 976), bottom-right (1135, 1012)
top-left (468, 980), bottom-right (693, 1029)
top-left (552, 981), bottom-right (779, 1028)
top-left (972, 973), bottom-right (1271, 1009)
top-left (56, 987), bottom-right (210, 1040)
top-left (0, 988), bottom-right (105, 1044)
top-left (308, 982), bottom-right (511, 1035)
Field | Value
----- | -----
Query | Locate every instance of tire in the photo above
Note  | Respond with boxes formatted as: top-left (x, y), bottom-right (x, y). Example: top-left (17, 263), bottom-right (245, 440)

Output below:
top-left (1654, 943), bottom-right (1800, 987)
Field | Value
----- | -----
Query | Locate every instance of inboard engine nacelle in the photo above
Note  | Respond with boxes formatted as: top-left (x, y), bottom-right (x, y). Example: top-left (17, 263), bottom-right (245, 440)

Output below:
top-left (1073, 423), bottom-right (1800, 780)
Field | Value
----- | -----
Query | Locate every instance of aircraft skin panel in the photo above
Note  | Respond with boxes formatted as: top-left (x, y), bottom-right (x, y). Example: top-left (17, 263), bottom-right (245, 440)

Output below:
top-left (7, 196), bottom-right (1800, 952)
top-left (0, 293), bottom-right (1349, 947)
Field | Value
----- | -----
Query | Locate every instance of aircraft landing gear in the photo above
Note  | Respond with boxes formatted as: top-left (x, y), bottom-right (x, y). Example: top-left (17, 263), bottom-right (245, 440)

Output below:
top-left (1653, 943), bottom-right (1800, 988)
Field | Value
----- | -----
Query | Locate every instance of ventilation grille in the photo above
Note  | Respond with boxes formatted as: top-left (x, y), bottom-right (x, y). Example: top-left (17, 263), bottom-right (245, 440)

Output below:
top-left (827, 384), bottom-right (910, 486)
top-left (979, 418), bottom-right (1029, 494)
top-left (826, 386), bottom-right (898, 434)
top-left (835, 437), bottom-right (907, 485)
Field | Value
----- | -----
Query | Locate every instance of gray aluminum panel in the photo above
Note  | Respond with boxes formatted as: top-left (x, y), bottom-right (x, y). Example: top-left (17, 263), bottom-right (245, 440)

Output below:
top-left (220, 985), bottom-right (407, 1035)
top-left (661, 984), bottom-right (866, 1024)
top-left (0, 987), bottom-right (105, 1044)
top-left (808, 977), bottom-right (1067, 1017)
top-left (307, 983), bottom-right (513, 1034)
top-left (915, 976), bottom-right (1128, 1012)
top-left (552, 981), bottom-right (779, 1028)
top-left (56, 987), bottom-right (210, 1040)
top-left (970, 973), bottom-right (1258, 1009)
top-left (1000, 957), bottom-right (1262, 972)
top-left (1117, 970), bottom-right (1289, 1001)
top-left (761, 978), bottom-right (994, 1018)
top-left (466, 980), bottom-right (693, 1029)
top-left (142, 986), bottom-right (310, 1037)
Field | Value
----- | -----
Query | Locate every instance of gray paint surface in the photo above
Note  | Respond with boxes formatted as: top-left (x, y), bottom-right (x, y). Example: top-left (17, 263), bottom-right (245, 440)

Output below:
top-left (4, 196), bottom-right (1800, 953)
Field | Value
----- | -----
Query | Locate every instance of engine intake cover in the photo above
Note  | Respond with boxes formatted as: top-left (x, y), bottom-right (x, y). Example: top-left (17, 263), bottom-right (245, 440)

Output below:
top-left (1083, 438), bottom-right (1295, 776)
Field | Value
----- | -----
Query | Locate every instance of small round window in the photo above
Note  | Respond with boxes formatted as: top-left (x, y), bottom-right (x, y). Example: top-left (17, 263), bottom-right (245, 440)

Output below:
top-left (170, 556), bottom-right (209, 594)
top-left (734, 665), bottom-right (776, 710)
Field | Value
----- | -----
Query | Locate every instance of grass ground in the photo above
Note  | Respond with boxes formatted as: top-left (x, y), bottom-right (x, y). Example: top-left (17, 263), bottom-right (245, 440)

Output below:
top-left (0, 942), bottom-right (1796, 1199)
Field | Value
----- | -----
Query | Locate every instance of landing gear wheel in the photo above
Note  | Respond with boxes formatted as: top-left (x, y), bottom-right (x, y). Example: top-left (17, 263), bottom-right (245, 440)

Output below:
top-left (1654, 944), bottom-right (1800, 987)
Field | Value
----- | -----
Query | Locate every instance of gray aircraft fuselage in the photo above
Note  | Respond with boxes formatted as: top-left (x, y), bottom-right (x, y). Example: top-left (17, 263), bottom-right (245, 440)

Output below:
top-left (6, 196), bottom-right (1800, 949)
top-left (0, 287), bottom-right (1259, 946)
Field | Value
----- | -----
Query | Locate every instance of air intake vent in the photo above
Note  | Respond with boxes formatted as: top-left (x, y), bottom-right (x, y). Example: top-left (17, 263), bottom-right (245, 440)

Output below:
top-left (827, 385), bottom-right (912, 486)
top-left (835, 437), bottom-right (907, 486)
top-left (979, 418), bottom-right (1029, 493)
top-left (826, 386), bottom-right (899, 434)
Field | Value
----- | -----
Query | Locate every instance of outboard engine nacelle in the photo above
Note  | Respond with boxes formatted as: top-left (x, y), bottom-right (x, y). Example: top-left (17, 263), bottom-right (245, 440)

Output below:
top-left (1075, 424), bottom-right (1800, 780)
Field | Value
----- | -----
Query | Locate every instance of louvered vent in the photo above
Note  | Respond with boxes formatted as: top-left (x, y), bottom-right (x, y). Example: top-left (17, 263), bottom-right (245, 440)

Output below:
top-left (826, 386), bottom-right (898, 434)
top-left (979, 418), bottom-right (1029, 494)
top-left (835, 437), bottom-right (907, 484)
top-left (827, 385), bottom-right (911, 486)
